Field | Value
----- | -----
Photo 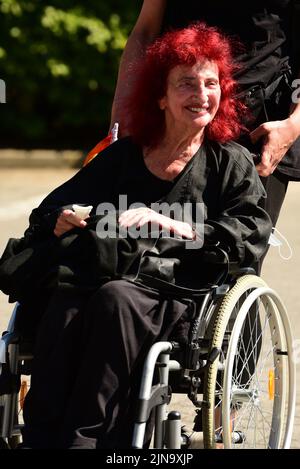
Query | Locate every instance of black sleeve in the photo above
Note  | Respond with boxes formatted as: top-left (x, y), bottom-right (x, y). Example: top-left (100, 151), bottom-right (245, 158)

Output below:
top-left (203, 153), bottom-right (272, 266)
top-left (23, 140), bottom-right (125, 241)
top-left (289, 1), bottom-right (300, 79)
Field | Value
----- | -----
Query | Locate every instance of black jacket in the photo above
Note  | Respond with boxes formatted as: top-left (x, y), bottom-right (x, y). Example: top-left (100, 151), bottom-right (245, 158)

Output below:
top-left (0, 138), bottom-right (272, 303)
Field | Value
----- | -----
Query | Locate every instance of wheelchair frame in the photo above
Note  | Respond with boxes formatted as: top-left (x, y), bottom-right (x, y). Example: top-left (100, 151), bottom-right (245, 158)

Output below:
top-left (0, 304), bottom-right (33, 448)
top-left (0, 270), bottom-right (296, 449)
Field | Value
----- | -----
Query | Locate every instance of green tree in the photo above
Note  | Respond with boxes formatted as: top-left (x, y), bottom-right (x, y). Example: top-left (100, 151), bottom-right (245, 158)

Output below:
top-left (0, 0), bottom-right (141, 149)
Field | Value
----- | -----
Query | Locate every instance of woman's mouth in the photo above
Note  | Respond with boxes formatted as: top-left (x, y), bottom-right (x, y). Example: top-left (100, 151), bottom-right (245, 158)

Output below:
top-left (186, 106), bottom-right (209, 114)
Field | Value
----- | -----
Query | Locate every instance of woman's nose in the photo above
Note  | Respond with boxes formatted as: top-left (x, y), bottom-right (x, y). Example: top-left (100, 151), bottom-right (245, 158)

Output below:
top-left (192, 84), bottom-right (208, 100)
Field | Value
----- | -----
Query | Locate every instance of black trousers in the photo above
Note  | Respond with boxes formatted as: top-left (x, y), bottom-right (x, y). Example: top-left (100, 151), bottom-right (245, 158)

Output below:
top-left (22, 280), bottom-right (189, 449)
top-left (258, 170), bottom-right (289, 264)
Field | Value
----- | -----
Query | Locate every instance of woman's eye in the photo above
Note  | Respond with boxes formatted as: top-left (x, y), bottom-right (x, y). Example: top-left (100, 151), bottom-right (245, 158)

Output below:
top-left (207, 81), bottom-right (218, 87)
top-left (179, 82), bottom-right (192, 88)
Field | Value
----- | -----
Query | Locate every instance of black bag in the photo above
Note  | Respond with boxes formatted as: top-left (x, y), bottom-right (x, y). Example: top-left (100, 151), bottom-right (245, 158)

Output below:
top-left (238, 70), bottom-right (293, 128)
top-left (130, 235), bottom-right (231, 297)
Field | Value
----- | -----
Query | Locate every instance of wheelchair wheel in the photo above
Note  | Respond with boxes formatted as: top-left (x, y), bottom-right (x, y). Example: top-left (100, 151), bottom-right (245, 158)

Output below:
top-left (202, 275), bottom-right (295, 449)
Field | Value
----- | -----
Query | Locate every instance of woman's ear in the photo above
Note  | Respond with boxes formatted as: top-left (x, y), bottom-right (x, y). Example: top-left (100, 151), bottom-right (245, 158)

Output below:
top-left (158, 97), bottom-right (166, 110)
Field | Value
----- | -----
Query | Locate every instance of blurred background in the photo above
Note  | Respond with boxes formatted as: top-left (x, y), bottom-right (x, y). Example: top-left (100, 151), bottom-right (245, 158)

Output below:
top-left (0, 0), bottom-right (141, 151)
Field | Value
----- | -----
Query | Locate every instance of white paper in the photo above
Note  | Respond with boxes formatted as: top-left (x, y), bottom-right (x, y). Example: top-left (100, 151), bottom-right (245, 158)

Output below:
top-left (268, 232), bottom-right (282, 247)
top-left (72, 204), bottom-right (93, 220)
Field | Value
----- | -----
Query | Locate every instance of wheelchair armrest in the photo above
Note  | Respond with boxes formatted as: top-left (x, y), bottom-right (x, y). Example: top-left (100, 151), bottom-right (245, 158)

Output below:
top-left (229, 266), bottom-right (256, 278)
top-left (202, 246), bottom-right (257, 282)
top-left (201, 244), bottom-right (229, 264)
top-left (0, 331), bottom-right (22, 366)
top-left (1, 331), bottom-right (21, 346)
top-left (200, 244), bottom-right (231, 286)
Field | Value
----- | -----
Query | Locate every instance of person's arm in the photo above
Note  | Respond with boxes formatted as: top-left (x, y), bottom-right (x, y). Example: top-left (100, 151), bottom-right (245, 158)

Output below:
top-left (118, 207), bottom-right (195, 239)
top-left (110, 0), bottom-right (167, 135)
top-left (24, 141), bottom-right (124, 241)
top-left (251, 70), bottom-right (300, 177)
top-left (204, 154), bottom-right (272, 265)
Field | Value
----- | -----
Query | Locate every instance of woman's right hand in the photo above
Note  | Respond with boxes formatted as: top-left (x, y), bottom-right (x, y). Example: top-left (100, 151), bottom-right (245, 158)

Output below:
top-left (54, 209), bottom-right (88, 237)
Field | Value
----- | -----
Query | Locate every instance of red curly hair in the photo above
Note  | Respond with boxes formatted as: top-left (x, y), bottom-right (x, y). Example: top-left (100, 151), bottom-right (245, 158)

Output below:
top-left (124, 22), bottom-right (246, 147)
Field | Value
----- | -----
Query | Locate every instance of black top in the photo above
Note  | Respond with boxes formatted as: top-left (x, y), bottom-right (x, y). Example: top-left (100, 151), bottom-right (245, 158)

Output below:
top-left (0, 138), bottom-right (271, 301)
top-left (163, 0), bottom-right (296, 86)
top-left (0, 137), bottom-right (272, 302)
top-left (28, 137), bottom-right (271, 264)
top-left (162, 0), bottom-right (300, 179)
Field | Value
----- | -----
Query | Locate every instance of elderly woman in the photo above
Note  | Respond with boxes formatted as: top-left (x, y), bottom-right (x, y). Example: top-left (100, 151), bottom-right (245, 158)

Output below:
top-left (0, 23), bottom-right (271, 449)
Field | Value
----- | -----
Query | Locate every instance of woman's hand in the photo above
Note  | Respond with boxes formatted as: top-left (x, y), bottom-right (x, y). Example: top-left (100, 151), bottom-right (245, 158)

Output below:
top-left (118, 207), bottom-right (195, 239)
top-left (54, 209), bottom-right (88, 237)
top-left (250, 118), bottom-right (299, 177)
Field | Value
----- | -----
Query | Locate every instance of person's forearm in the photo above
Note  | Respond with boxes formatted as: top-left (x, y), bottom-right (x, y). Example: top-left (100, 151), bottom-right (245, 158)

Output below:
top-left (110, 0), bottom-right (167, 135)
top-left (110, 32), bottom-right (151, 135)
top-left (289, 71), bottom-right (300, 139)
top-left (288, 103), bottom-right (300, 140)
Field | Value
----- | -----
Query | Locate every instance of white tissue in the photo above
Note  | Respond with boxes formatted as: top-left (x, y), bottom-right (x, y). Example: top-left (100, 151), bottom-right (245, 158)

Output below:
top-left (72, 204), bottom-right (93, 220)
top-left (268, 232), bottom-right (282, 247)
top-left (268, 228), bottom-right (293, 260)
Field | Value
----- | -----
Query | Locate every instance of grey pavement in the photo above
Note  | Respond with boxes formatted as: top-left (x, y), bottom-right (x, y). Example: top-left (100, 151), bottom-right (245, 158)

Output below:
top-left (0, 167), bottom-right (299, 447)
top-left (0, 149), bottom-right (83, 168)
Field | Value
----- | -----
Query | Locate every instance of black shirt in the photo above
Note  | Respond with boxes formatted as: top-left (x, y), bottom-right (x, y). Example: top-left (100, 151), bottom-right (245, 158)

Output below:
top-left (163, 0), bottom-right (295, 86)
top-left (0, 137), bottom-right (272, 302)
top-left (26, 137), bottom-right (271, 265)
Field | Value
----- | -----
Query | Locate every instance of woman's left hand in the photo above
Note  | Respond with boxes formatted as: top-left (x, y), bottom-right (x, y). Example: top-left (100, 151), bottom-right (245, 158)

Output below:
top-left (250, 118), bottom-right (298, 177)
top-left (118, 207), bottom-right (195, 239)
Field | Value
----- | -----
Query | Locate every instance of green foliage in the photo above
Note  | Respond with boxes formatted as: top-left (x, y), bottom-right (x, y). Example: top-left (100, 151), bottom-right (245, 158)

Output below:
top-left (0, 0), bottom-right (141, 148)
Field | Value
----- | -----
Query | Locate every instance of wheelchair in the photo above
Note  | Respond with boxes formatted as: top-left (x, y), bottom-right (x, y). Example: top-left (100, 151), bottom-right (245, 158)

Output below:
top-left (132, 265), bottom-right (296, 449)
top-left (0, 264), bottom-right (296, 449)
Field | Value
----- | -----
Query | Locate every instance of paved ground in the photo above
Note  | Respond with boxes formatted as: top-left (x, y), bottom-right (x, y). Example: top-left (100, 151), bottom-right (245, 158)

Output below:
top-left (0, 168), bottom-right (299, 447)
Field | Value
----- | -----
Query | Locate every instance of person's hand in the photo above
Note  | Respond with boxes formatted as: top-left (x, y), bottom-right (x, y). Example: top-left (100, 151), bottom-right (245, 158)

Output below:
top-left (118, 207), bottom-right (195, 239)
top-left (250, 117), bottom-right (298, 177)
top-left (54, 209), bottom-right (88, 237)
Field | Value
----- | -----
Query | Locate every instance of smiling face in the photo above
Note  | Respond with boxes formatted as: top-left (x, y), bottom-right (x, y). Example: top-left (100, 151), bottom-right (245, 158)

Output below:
top-left (159, 60), bottom-right (221, 137)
